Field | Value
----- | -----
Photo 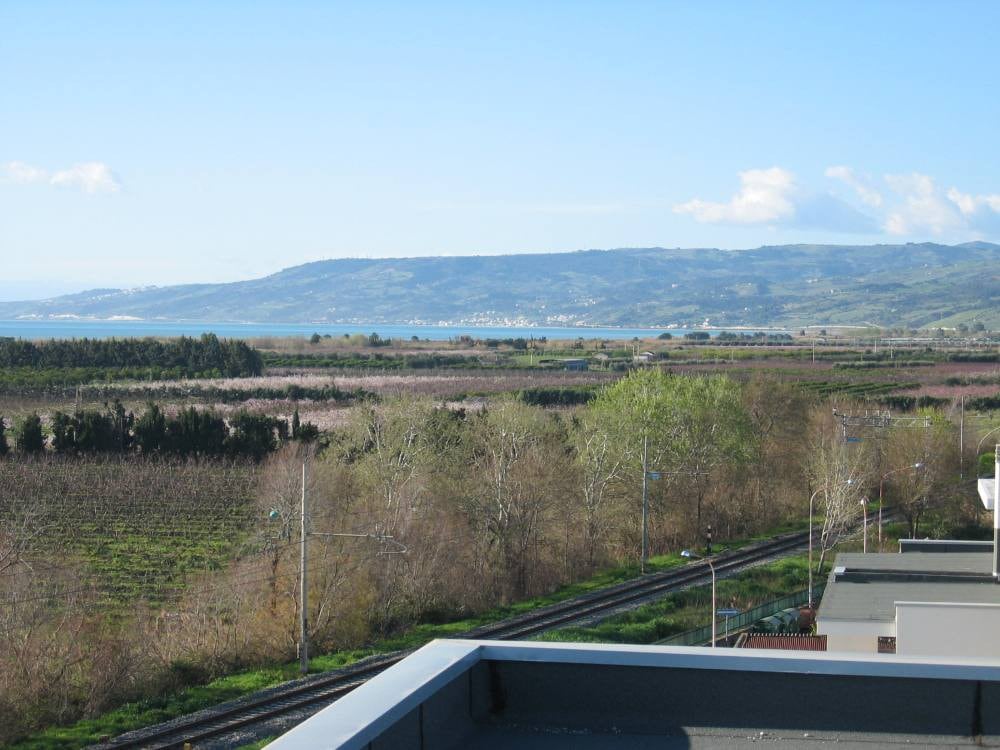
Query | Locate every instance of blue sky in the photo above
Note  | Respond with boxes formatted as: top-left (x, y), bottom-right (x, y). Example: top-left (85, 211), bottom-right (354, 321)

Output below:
top-left (3, 1), bottom-right (1000, 299)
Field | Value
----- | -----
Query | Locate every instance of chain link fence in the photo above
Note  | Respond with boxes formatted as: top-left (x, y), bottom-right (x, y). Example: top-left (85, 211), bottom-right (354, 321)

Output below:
top-left (654, 583), bottom-right (826, 646)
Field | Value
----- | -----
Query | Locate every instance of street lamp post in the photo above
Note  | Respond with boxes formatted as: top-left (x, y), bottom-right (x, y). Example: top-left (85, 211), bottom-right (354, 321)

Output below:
top-left (859, 498), bottom-right (868, 554)
top-left (878, 463), bottom-right (924, 551)
top-left (681, 549), bottom-right (716, 647)
top-left (978, 427), bottom-right (1000, 462)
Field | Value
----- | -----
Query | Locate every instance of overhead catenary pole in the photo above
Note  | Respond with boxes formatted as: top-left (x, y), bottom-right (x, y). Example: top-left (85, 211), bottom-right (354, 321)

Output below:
top-left (263, 464), bottom-right (403, 678)
top-left (299, 461), bottom-right (309, 675)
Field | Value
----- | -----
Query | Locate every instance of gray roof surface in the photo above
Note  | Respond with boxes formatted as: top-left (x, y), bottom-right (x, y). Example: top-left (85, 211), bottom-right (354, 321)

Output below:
top-left (818, 552), bottom-right (1000, 622)
top-left (461, 726), bottom-right (977, 748)
top-left (833, 551), bottom-right (992, 574)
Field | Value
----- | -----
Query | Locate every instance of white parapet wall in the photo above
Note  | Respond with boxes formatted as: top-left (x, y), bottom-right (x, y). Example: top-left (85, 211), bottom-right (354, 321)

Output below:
top-left (980, 477), bottom-right (996, 510)
top-left (815, 617), bottom-right (895, 654)
top-left (896, 601), bottom-right (1000, 659)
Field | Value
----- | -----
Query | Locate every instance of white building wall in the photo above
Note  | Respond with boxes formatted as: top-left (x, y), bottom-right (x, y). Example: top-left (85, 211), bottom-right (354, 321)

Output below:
top-left (816, 618), bottom-right (894, 654)
top-left (896, 602), bottom-right (1000, 659)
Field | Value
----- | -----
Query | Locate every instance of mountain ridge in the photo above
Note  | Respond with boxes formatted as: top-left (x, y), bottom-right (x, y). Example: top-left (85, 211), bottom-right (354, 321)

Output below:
top-left (2, 243), bottom-right (998, 329)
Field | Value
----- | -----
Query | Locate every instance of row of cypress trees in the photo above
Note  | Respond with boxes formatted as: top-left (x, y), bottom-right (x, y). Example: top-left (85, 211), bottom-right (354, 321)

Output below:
top-left (0, 404), bottom-right (317, 460)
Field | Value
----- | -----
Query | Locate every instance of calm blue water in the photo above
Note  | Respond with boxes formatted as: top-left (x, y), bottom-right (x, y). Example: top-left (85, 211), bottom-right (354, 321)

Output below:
top-left (0, 320), bottom-right (787, 341)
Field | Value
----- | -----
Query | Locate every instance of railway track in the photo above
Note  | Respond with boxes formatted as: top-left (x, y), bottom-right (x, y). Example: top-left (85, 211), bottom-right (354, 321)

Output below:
top-left (89, 521), bottom-right (862, 750)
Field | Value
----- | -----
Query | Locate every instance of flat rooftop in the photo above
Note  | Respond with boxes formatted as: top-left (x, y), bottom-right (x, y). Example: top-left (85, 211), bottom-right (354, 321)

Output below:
top-left (268, 640), bottom-right (1000, 749)
top-left (833, 552), bottom-right (992, 574)
top-left (819, 552), bottom-right (1000, 622)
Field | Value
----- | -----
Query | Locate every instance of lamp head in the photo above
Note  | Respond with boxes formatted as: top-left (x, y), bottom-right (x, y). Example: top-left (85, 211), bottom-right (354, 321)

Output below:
top-left (914, 462), bottom-right (925, 469)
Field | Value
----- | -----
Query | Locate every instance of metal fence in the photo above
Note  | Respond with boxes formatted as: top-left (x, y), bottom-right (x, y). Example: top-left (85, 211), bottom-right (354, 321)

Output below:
top-left (653, 583), bottom-right (826, 647)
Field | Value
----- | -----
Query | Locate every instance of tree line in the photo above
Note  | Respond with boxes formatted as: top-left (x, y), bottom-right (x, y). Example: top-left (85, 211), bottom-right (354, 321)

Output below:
top-left (0, 333), bottom-right (262, 377)
top-left (2, 403), bottom-right (317, 460)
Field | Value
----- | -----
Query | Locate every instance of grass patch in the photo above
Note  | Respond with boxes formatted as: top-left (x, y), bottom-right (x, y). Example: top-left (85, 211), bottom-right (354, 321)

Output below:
top-left (235, 739), bottom-right (276, 750)
top-left (537, 555), bottom-right (818, 645)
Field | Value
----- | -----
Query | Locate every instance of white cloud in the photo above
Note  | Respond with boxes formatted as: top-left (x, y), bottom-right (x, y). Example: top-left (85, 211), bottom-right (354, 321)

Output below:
top-left (675, 164), bottom-right (1000, 239)
top-left (947, 187), bottom-right (1000, 216)
top-left (2, 160), bottom-right (120, 194)
top-left (882, 172), bottom-right (961, 236)
top-left (50, 162), bottom-right (120, 194)
top-left (673, 167), bottom-right (877, 232)
top-left (3, 161), bottom-right (50, 184)
top-left (673, 167), bottom-right (796, 224)
top-left (825, 165), bottom-right (882, 207)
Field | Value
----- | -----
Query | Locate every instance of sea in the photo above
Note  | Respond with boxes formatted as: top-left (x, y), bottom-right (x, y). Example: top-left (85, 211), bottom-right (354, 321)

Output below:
top-left (0, 320), bottom-right (788, 342)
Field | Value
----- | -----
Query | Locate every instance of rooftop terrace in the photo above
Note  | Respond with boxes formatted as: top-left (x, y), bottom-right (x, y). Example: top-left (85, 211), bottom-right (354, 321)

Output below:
top-left (268, 639), bottom-right (1000, 749)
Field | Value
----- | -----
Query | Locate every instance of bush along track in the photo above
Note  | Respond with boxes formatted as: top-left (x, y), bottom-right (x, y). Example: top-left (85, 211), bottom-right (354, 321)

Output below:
top-left (55, 527), bottom-right (819, 750)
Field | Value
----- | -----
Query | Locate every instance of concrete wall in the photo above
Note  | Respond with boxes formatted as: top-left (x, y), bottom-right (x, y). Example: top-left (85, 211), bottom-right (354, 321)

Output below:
top-left (897, 601), bottom-right (1000, 659)
top-left (816, 618), bottom-right (894, 654)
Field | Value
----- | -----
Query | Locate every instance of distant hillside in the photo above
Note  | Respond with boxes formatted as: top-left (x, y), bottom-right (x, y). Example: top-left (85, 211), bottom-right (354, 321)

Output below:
top-left (2, 243), bottom-right (998, 329)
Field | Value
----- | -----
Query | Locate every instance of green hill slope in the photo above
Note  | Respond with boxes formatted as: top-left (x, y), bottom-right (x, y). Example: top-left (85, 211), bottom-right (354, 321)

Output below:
top-left (2, 243), bottom-right (998, 328)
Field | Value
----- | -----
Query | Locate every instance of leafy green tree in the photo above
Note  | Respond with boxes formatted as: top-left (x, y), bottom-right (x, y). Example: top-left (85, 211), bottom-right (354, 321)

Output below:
top-left (73, 410), bottom-right (116, 453)
top-left (226, 410), bottom-right (279, 460)
top-left (296, 421), bottom-right (320, 442)
top-left (17, 413), bottom-right (45, 453)
top-left (167, 407), bottom-right (227, 457)
top-left (50, 411), bottom-right (75, 453)
top-left (106, 400), bottom-right (134, 452)
top-left (587, 370), bottom-right (752, 553)
top-left (0, 416), bottom-right (8, 456)
top-left (291, 408), bottom-right (301, 439)
top-left (134, 403), bottom-right (167, 454)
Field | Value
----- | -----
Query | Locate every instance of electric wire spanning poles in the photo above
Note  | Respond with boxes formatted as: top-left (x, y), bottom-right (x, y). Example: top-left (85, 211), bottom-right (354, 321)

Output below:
top-left (269, 462), bottom-right (406, 675)
top-left (978, 426), bottom-right (1000, 462)
top-left (832, 409), bottom-right (931, 444)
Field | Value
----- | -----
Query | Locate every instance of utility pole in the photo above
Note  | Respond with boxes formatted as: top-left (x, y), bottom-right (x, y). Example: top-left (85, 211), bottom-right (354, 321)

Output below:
top-left (299, 462), bottom-right (309, 675)
top-left (641, 435), bottom-right (649, 574)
